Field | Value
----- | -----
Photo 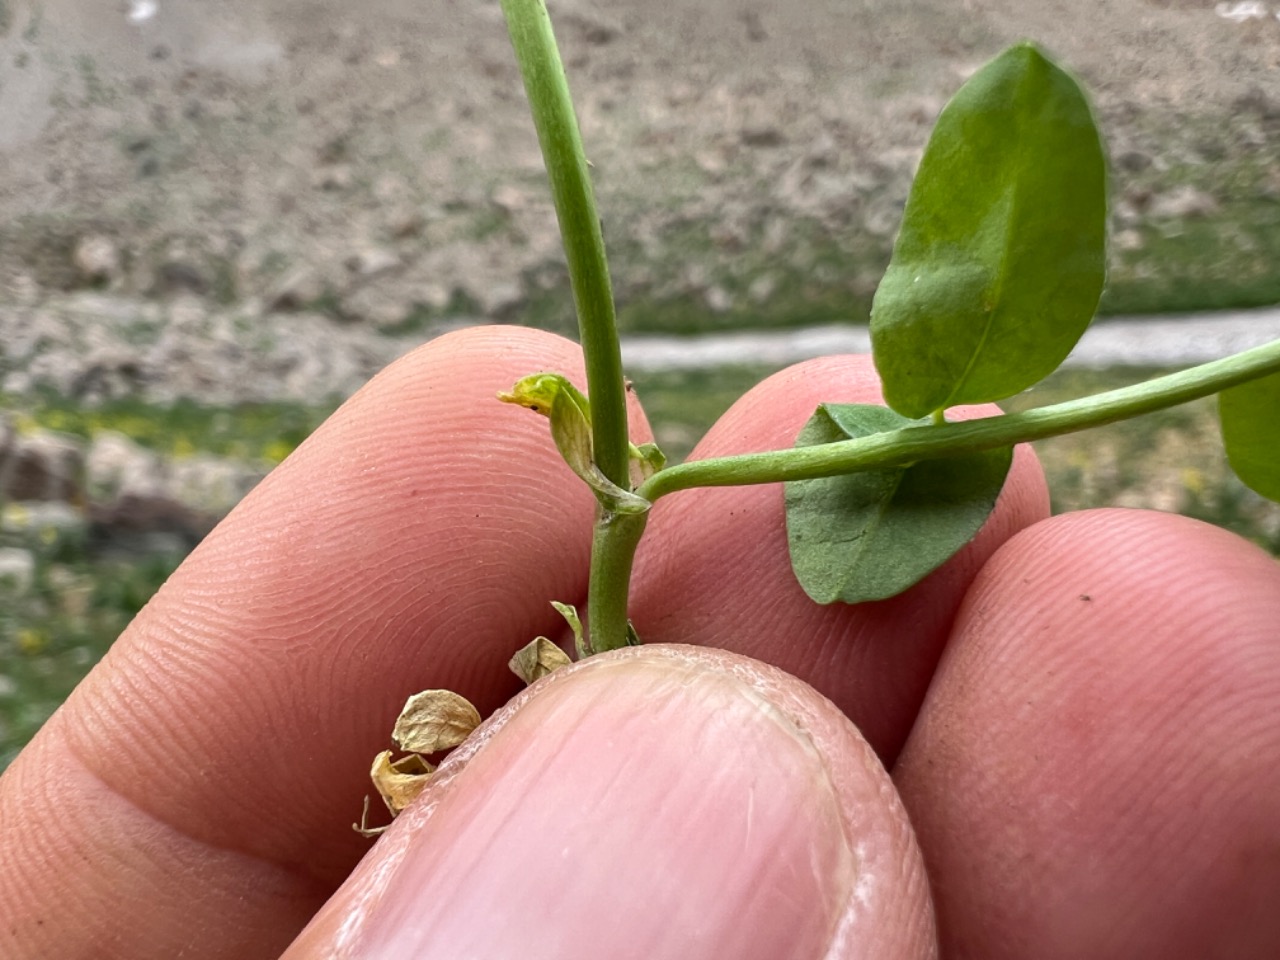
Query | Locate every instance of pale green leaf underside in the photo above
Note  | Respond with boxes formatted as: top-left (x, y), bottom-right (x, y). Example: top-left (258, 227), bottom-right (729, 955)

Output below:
top-left (1219, 372), bottom-right (1280, 502)
top-left (785, 404), bottom-right (1013, 604)
top-left (870, 42), bottom-right (1107, 419)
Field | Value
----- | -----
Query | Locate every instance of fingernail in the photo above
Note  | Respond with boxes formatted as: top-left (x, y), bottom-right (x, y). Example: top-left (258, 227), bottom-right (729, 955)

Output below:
top-left (324, 647), bottom-right (861, 959)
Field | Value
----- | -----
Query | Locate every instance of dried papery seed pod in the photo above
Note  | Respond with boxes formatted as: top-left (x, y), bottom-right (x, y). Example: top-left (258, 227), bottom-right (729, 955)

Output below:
top-left (392, 689), bottom-right (482, 755)
top-left (509, 636), bottom-right (572, 685)
top-left (362, 750), bottom-right (436, 831)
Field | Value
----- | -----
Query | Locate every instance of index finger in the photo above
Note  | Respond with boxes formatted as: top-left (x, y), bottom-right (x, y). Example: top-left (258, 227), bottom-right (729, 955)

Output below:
top-left (0, 327), bottom-right (636, 959)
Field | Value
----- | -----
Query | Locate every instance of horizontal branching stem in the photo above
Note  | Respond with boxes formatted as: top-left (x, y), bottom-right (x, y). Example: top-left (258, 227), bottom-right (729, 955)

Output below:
top-left (639, 339), bottom-right (1280, 501)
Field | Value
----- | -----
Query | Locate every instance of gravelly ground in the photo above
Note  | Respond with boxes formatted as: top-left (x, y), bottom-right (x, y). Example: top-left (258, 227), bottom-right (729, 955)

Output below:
top-left (0, 0), bottom-right (1278, 409)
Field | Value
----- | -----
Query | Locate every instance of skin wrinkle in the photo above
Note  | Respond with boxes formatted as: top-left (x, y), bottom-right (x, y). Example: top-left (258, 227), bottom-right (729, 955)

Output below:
top-left (54, 632), bottom-right (347, 879)
top-left (4, 740), bottom-right (324, 959)
top-left (57, 638), bottom-right (212, 777)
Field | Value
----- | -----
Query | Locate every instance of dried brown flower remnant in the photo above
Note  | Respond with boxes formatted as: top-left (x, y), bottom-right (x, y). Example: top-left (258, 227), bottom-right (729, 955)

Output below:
top-left (355, 750), bottom-right (438, 836)
top-left (509, 636), bottom-right (572, 685)
top-left (392, 689), bottom-right (482, 755)
top-left (371, 750), bottom-right (436, 815)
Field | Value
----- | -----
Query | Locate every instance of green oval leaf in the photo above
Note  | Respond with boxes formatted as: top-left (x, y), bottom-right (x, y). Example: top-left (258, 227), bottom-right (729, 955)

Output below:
top-left (784, 404), bottom-right (1013, 604)
top-left (1219, 372), bottom-right (1280, 502)
top-left (870, 43), bottom-right (1107, 418)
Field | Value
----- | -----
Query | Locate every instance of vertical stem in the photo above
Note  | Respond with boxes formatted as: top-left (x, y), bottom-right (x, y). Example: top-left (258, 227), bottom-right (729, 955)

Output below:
top-left (499, 0), bottom-right (629, 489)
top-left (501, 0), bottom-right (638, 652)
top-left (587, 511), bottom-right (648, 653)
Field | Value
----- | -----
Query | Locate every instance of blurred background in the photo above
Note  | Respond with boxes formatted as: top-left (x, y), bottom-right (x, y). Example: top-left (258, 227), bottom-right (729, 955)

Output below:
top-left (1, 0), bottom-right (1278, 766)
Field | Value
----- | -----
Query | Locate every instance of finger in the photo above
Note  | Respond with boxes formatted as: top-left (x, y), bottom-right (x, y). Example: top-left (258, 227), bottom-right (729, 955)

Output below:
top-left (893, 509), bottom-right (1280, 959)
top-left (629, 355), bottom-right (1049, 761)
top-left (283, 645), bottom-right (937, 960)
top-left (0, 327), bottom-right (646, 960)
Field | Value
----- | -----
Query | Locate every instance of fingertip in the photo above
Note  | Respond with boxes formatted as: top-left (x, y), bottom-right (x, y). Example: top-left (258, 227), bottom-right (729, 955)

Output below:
top-left (896, 509), bottom-right (1280, 959)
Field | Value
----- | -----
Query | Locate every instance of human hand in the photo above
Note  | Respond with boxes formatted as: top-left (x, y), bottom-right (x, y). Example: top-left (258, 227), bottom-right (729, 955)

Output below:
top-left (1, 327), bottom-right (1276, 959)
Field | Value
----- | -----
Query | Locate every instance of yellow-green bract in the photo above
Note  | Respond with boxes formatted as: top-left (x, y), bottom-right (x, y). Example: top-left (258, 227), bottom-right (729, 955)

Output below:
top-left (500, 372), bottom-right (662, 509)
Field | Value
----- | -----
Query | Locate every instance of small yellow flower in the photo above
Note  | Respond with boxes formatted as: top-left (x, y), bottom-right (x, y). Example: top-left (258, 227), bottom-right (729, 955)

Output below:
top-left (263, 439), bottom-right (294, 464)
top-left (17, 628), bottom-right (48, 655)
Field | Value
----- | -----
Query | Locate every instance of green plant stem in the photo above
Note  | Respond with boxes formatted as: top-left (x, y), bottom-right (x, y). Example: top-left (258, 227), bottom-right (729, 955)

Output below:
top-left (499, 0), bottom-right (629, 488)
top-left (502, 0), bottom-right (637, 652)
top-left (587, 511), bottom-right (648, 654)
top-left (639, 339), bottom-right (1280, 501)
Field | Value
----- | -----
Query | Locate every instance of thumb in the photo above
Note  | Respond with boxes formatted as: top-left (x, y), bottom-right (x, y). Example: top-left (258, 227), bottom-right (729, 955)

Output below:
top-left (283, 646), bottom-right (936, 960)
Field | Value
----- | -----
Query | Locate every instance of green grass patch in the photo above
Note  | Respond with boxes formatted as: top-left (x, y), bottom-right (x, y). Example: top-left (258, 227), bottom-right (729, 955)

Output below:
top-left (0, 526), bottom-right (184, 770)
top-left (518, 181), bottom-right (1279, 339)
top-left (1101, 194), bottom-right (1280, 315)
top-left (629, 365), bottom-right (777, 462)
top-left (1, 390), bottom-right (340, 465)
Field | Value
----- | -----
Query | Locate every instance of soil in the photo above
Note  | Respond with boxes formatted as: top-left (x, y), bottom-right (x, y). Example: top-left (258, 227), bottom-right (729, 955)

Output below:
top-left (0, 0), bottom-right (1278, 404)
